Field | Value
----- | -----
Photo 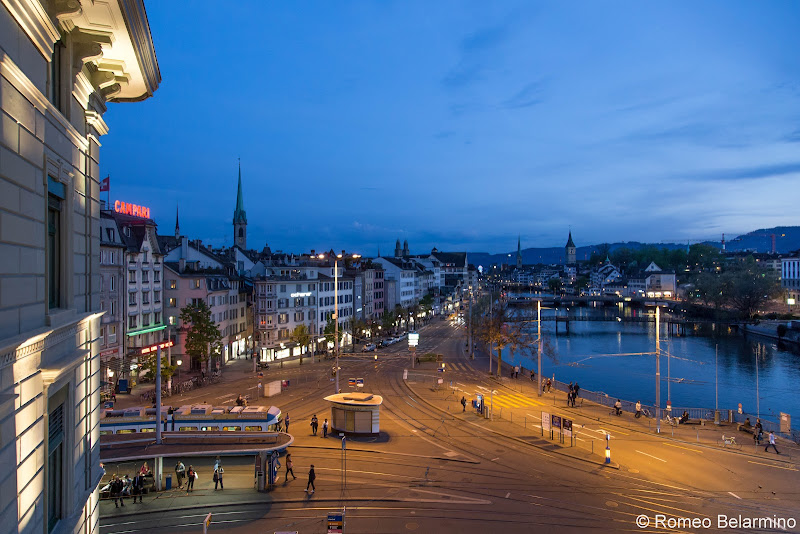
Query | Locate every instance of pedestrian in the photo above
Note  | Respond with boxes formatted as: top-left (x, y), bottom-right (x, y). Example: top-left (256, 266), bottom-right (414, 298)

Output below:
top-left (186, 465), bottom-right (195, 493)
top-left (322, 418), bottom-right (328, 438)
top-left (213, 464), bottom-right (224, 490)
top-left (765, 431), bottom-right (780, 454)
top-left (542, 378), bottom-right (547, 393)
top-left (285, 413), bottom-right (290, 433)
top-left (514, 365), bottom-right (519, 379)
top-left (568, 382), bottom-right (574, 395)
top-left (304, 464), bottom-right (316, 494)
top-left (546, 378), bottom-right (552, 392)
top-left (461, 396), bottom-right (466, 412)
top-left (754, 419), bottom-right (764, 444)
top-left (530, 370), bottom-right (535, 381)
top-left (131, 472), bottom-right (144, 503)
top-left (574, 383), bottom-right (580, 398)
top-left (311, 414), bottom-right (318, 436)
top-left (285, 453), bottom-right (296, 481)
top-left (175, 460), bottom-right (186, 488)
top-left (635, 401), bottom-right (642, 418)
top-left (111, 475), bottom-right (125, 508)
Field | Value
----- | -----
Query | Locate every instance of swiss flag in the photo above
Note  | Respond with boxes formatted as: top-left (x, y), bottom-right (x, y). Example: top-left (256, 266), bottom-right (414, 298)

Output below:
top-left (100, 176), bottom-right (110, 192)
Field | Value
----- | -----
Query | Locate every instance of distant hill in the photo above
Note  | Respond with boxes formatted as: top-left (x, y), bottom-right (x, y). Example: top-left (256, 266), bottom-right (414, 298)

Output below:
top-left (468, 226), bottom-right (800, 268)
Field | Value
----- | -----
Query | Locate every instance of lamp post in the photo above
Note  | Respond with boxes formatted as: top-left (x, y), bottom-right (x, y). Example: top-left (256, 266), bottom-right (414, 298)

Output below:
top-left (320, 253), bottom-right (360, 394)
top-left (655, 306), bottom-right (661, 434)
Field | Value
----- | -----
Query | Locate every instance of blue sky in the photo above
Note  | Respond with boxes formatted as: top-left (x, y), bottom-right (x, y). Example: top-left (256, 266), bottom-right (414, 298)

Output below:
top-left (100, 1), bottom-right (800, 255)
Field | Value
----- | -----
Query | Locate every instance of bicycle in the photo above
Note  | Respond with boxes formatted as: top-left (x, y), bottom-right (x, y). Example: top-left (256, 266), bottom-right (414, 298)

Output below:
top-left (718, 435), bottom-right (742, 450)
top-left (663, 414), bottom-right (678, 427)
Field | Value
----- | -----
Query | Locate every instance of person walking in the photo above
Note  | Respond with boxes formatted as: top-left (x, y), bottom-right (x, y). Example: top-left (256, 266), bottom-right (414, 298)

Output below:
top-left (574, 383), bottom-right (580, 398)
top-left (542, 378), bottom-right (547, 393)
top-left (175, 460), bottom-right (186, 489)
top-left (111, 475), bottom-right (125, 508)
top-left (131, 472), bottom-right (145, 504)
top-left (754, 419), bottom-right (764, 444)
top-left (546, 378), bottom-right (552, 392)
top-left (461, 396), bottom-right (466, 412)
top-left (311, 414), bottom-right (319, 436)
top-left (186, 465), bottom-right (195, 493)
top-left (530, 370), bottom-right (535, 381)
top-left (765, 431), bottom-right (780, 454)
top-left (305, 464), bottom-right (316, 494)
top-left (284, 413), bottom-right (291, 433)
top-left (285, 453), bottom-right (296, 481)
top-left (322, 418), bottom-right (328, 438)
top-left (213, 464), bottom-right (224, 490)
top-left (635, 401), bottom-right (642, 418)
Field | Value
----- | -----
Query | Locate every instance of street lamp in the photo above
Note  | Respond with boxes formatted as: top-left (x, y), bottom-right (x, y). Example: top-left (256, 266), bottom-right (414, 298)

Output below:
top-left (176, 359), bottom-right (182, 380)
top-left (319, 252), bottom-right (361, 394)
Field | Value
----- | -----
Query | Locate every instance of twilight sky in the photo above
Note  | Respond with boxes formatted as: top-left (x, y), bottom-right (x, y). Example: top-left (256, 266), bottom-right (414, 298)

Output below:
top-left (100, 1), bottom-right (800, 255)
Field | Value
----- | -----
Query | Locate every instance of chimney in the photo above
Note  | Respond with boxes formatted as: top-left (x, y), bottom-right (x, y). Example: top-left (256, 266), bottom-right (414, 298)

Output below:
top-left (342, 250), bottom-right (346, 258)
top-left (179, 258), bottom-right (185, 273)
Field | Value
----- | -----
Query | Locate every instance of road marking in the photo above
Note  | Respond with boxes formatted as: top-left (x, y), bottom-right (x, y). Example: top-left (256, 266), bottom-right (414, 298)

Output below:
top-left (728, 492), bottom-right (742, 500)
top-left (505, 492), bottom-right (511, 498)
top-left (663, 442), bottom-right (703, 453)
top-left (525, 413), bottom-right (542, 421)
top-left (747, 460), bottom-right (798, 471)
top-left (600, 428), bottom-right (629, 436)
top-left (491, 457), bottom-right (500, 462)
top-left (635, 450), bottom-right (667, 463)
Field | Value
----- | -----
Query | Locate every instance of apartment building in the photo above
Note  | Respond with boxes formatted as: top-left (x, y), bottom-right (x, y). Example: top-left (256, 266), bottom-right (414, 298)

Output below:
top-left (98, 211), bottom-right (125, 391)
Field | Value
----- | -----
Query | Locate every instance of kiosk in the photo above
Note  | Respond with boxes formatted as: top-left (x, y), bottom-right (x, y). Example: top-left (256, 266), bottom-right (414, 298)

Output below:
top-left (324, 392), bottom-right (384, 435)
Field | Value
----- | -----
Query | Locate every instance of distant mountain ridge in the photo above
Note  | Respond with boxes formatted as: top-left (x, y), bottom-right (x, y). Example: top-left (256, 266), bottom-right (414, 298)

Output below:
top-left (468, 226), bottom-right (800, 268)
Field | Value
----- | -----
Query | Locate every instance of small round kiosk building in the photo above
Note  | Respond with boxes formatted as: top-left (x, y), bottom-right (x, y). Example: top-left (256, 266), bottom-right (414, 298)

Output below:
top-left (323, 392), bottom-right (383, 435)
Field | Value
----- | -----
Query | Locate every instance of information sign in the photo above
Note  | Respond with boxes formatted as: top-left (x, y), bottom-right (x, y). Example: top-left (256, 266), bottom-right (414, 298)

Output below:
top-left (327, 511), bottom-right (345, 534)
top-left (408, 333), bottom-right (419, 347)
top-left (551, 414), bottom-right (562, 429)
top-left (348, 378), bottom-right (356, 388)
top-left (356, 378), bottom-right (364, 388)
top-left (563, 419), bottom-right (573, 438)
top-left (542, 411), bottom-right (551, 432)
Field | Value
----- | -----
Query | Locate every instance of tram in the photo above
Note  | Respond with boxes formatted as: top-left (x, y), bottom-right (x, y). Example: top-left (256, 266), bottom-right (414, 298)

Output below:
top-left (99, 404), bottom-right (282, 435)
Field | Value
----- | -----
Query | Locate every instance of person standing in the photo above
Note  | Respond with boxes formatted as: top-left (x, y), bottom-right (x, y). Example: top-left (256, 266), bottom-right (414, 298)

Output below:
top-left (175, 460), bottom-right (186, 489)
top-left (111, 475), bottom-right (125, 508)
top-left (285, 454), bottom-right (296, 481)
top-left (461, 396), bottom-right (466, 412)
top-left (311, 414), bottom-right (319, 435)
top-left (186, 465), bottom-right (195, 493)
top-left (542, 378), bottom-right (547, 393)
top-left (131, 472), bottom-right (144, 503)
top-left (213, 464), bottom-right (224, 490)
top-left (305, 464), bottom-right (316, 494)
top-left (322, 418), bottom-right (328, 438)
top-left (754, 419), bottom-right (764, 444)
top-left (574, 383), bottom-right (580, 398)
top-left (284, 413), bottom-right (290, 433)
top-left (765, 431), bottom-right (780, 454)
top-left (635, 401), bottom-right (642, 418)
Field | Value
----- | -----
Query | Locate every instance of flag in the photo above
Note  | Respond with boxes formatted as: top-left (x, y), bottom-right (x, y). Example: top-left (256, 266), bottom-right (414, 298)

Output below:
top-left (100, 176), bottom-right (110, 192)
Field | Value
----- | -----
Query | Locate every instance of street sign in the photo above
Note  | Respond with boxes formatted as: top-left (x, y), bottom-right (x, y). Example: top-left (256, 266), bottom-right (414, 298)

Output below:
top-left (327, 511), bottom-right (345, 533)
top-left (348, 378), bottom-right (356, 388)
top-left (542, 411), bottom-right (551, 432)
top-left (356, 378), bottom-right (364, 388)
top-left (203, 513), bottom-right (212, 534)
top-left (551, 414), bottom-right (562, 429)
top-left (408, 333), bottom-right (419, 347)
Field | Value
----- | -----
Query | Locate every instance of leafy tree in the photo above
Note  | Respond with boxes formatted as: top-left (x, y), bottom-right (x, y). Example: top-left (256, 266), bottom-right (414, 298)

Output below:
top-left (723, 259), bottom-right (780, 318)
top-left (140, 352), bottom-right (176, 384)
top-left (290, 324), bottom-right (311, 364)
top-left (381, 308), bottom-right (395, 334)
top-left (547, 277), bottom-right (563, 295)
top-left (179, 300), bottom-right (222, 372)
top-left (688, 244), bottom-right (721, 271)
top-left (323, 315), bottom-right (337, 352)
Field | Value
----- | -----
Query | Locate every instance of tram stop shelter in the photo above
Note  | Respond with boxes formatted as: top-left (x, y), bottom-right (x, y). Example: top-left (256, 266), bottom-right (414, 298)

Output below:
top-left (323, 392), bottom-right (383, 435)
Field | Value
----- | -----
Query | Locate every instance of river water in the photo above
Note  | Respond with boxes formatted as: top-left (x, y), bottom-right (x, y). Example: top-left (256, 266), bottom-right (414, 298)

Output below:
top-left (497, 296), bottom-right (799, 425)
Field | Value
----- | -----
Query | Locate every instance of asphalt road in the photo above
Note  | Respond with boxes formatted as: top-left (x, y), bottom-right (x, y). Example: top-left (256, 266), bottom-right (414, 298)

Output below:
top-left (100, 319), bottom-right (800, 533)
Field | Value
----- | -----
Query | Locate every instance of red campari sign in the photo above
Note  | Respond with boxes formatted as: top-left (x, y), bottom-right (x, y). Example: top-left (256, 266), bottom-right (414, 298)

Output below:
top-left (114, 200), bottom-right (151, 218)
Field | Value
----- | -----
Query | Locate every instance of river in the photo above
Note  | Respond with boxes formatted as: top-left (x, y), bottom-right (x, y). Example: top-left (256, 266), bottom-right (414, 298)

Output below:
top-left (496, 297), bottom-right (799, 425)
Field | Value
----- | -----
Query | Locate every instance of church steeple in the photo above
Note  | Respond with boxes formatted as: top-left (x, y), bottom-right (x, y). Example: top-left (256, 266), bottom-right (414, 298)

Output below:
top-left (175, 203), bottom-right (180, 239)
top-left (516, 235), bottom-right (522, 268)
top-left (233, 159), bottom-right (247, 249)
top-left (565, 229), bottom-right (576, 264)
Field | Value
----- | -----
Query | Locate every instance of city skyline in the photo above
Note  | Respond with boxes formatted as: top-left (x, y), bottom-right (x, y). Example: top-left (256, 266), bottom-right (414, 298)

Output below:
top-left (100, 1), bottom-right (800, 253)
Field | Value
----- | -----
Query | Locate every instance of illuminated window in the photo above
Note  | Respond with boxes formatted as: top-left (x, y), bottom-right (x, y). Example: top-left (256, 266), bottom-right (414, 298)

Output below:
top-left (222, 426), bottom-right (241, 431)
top-left (245, 426), bottom-right (263, 432)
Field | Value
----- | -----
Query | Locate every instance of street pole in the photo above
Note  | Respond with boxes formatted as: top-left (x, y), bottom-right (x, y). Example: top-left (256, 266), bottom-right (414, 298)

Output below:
top-left (335, 258), bottom-right (339, 394)
top-left (489, 294), bottom-right (493, 375)
top-left (156, 344), bottom-right (162, 445)
top-left (537, 299), bottom-right (542, 397)
top-left (167, 328), bottom-right (172, 395)
top-left (655, 306), bottom-right (661, 434)
top-left (715, 344), bottom-right (718, 418)
top-left (755, 344), bottom-right (760, 419)
top-left (468, 291), bottom-right (473, 360)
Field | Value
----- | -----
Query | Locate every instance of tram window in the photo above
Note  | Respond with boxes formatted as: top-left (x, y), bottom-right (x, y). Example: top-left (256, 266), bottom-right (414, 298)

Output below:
top-left (223, 426), bottom-right (241, 431)
top-left (100, 430), bottom-right (111, 436)
top-left (179, 426), bottom-right (197, 432)
top-left (140, 428), bottom-right (155, 433)
top-left (201, 426), bottom-right (217, 431)
top-left (245, 426), bottom-right (262, 432)
top-left (118, 429), bottom-right (135, 434)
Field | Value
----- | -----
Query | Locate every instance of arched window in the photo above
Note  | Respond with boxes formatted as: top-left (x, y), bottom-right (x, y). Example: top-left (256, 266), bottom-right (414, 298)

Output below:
top-left (238, 227), bottom-right (244, 238)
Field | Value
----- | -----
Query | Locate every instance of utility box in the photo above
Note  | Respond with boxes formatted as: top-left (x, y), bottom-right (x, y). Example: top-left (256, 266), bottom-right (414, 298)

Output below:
top-left (265, 380), bottom-right (282, 397)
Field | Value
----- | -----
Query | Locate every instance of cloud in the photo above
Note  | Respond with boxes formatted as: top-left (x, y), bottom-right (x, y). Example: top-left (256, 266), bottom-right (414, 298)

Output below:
top-left (502, 81), bottom-right (545, 109)
top-left (442, 61), bottom-right (485, 89)
top-left (433, 130), bottom-right (455, 139)
top-left (684, 162), bottom-right (800, 182)
top-left (442, 22), bottom-right (513, 89)
top-left (784, 129), bottom-right (800, 143)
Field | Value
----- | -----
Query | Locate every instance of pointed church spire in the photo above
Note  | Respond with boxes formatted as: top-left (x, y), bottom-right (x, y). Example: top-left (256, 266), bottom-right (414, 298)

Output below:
top-left (233, 159), bottom-right (247, 249)
top-left (516, 235), bottom-right (522, 268)
top-left (175, 203), bottom-right (180, 239)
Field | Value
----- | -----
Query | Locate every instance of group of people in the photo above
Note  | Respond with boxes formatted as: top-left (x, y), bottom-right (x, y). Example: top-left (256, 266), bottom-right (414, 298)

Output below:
top-left (541, 378), bottom-right (553, 393)
top-left (567, 382), bottom-right (580, 407)
top-left (309, 414), bottom-right (329, 437)
top-left (281, 453), bottom-right (316, 494)
top-left (105, 462), bottom-right (152, 507)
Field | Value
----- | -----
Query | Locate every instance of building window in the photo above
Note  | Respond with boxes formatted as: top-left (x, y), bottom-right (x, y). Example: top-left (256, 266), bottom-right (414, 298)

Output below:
top-left (47, 177), bottom-right (65, 309)
top-left (49, 39), bottom-right (66, 114)
top-left (129, 316), bottom-right (137, 329)
top-left (155, 312), bottom-right (161, 324)
top-left (169, 297), bottom-right (177, 307)
top-left (170, 280), bottom-right (177, 289)
top-left (154, 290), bottom-right (161, 303)
top-left (142, 292), bottom-right (150, 305)
top-left (194, 279), bottom-right (201, 289)
top-left (143, 314), bottom-right (150, 327)
top-left (99, 327), bottom-right (105, 346)
top-left (109, 325), bottom-right (117, 344)
top-left (110, 275), bottom-right (115, 291)
top-left (47, 402), bottom-right (64, 531)
top-left (129, 292), bottom-right (137, 306)
top-left (142, 271), bottom-right (149, 283)
top-left (129, 270), bottom-right (136, 283)
top-left (110, 301), bottom-right (116, 316)
top-left (154, 271), bottom-right (160, 283)
top-left (168, 315), bottom-right (176, 326)
top-left (278, 313), bottom-right (288, 324)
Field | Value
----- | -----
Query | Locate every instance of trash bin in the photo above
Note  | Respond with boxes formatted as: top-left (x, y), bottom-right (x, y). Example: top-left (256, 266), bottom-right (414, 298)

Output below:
top-left (165, 474), bottom-right (172, 490)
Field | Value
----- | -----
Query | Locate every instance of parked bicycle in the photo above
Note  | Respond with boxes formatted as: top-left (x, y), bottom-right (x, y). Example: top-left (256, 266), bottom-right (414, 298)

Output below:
top-left (718, 435), bottom-right (741, 450)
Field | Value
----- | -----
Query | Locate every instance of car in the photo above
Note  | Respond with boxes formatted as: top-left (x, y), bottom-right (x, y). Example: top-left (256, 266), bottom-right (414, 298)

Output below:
top-left (362, 343), bottom-right (376, 352)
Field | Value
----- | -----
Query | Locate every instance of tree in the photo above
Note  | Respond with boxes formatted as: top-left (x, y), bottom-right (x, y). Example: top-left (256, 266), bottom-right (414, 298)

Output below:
top-left (290, 324), bottom-right (311, 365)
top-left (140, 352), bottom-right (176, 384)
top-left (547, 277), bottom-right (563, 295)
top-left (381, 309), bottom-right (395, 334)
top-left (472, 295), bottom-right (523, 376)
top-left (323, 315), bottom-right (337, 353)
top-left (179, 301), bottom-right (222, 372)
top-left (723, 259), bottom-right (780, 318)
